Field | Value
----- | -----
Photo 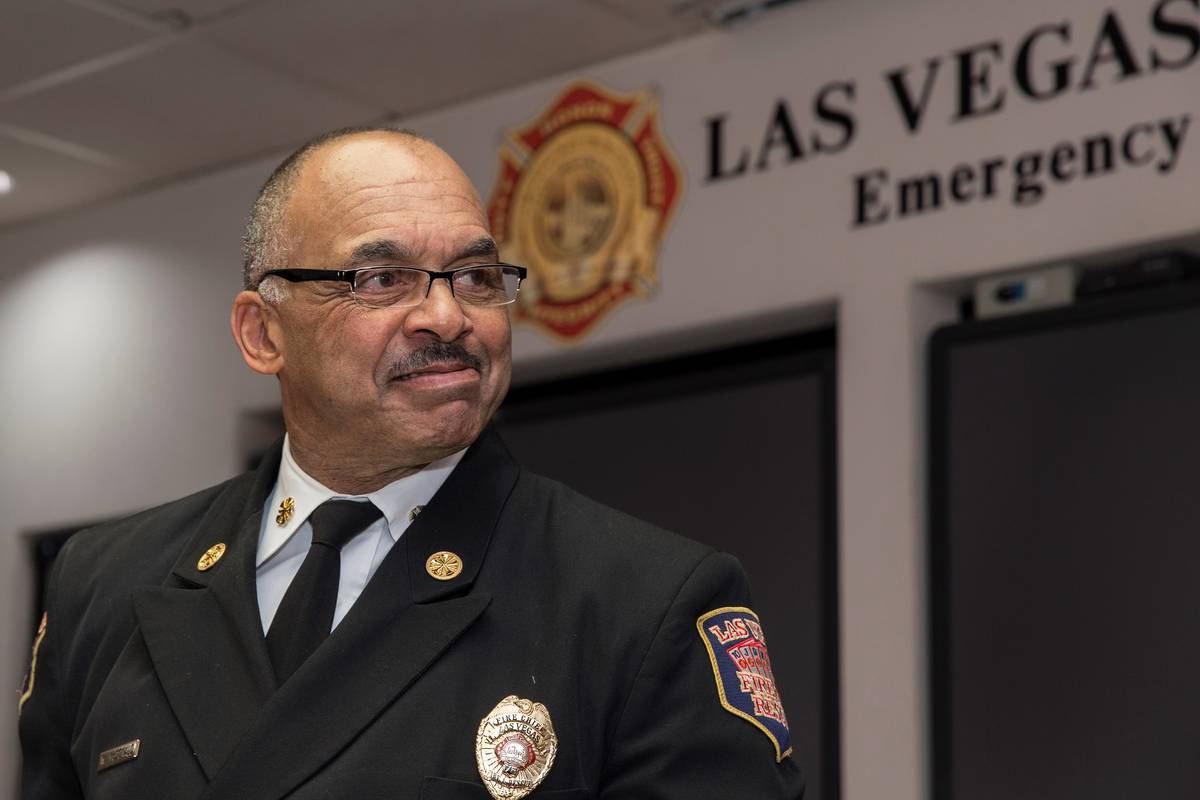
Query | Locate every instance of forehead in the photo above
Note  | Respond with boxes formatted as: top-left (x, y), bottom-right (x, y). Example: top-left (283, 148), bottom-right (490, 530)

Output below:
top-left (287, 135), bottom-right (491, 265)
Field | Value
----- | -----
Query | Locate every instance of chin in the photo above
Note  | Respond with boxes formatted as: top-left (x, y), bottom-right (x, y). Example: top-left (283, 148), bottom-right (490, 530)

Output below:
top-left (407, 412), bottom-right (486, 459)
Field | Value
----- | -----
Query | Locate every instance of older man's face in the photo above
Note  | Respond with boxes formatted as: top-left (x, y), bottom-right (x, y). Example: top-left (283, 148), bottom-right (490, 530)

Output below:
top-left (270, 135), bottom-right (512, 466)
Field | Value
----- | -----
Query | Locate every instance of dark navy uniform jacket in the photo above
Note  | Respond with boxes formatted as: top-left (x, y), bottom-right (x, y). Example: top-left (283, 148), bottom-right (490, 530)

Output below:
top-left (19, 429), bottom-right (805, 799)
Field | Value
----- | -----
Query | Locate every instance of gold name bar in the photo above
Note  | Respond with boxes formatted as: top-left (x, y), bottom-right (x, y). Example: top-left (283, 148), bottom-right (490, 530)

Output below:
top-left (97, 739), bottom-right (140, 772)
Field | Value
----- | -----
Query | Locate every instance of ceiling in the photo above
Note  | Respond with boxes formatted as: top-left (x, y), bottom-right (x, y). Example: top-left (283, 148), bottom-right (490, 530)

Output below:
top-left (0, 0), bottom-right (728, 231)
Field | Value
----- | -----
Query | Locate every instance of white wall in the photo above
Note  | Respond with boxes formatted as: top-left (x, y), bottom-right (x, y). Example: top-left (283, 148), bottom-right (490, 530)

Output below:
top-left (0, 163), bottom-right (282, 791)
top-left (2, 0), bottom-right (1198, 795)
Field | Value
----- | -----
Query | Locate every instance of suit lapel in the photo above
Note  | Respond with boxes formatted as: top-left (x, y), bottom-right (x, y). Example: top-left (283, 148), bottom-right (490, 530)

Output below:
top-left (405, 427), bottom-right (520, 603)
top-left (200, 428), bottom-right (520, 800)
top-left (200, 589), bottom-right (492, 800)
top-left (133, 446), bottom-right (281, 779)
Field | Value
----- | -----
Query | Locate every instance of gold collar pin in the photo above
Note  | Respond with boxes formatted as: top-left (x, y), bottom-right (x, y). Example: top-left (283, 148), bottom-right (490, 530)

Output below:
top-left (197, 543), bottom-right (226, 572)
top-left (426, 551), bottom-right (463, 580)
top-left (276, 496), bottom-right (295, 526)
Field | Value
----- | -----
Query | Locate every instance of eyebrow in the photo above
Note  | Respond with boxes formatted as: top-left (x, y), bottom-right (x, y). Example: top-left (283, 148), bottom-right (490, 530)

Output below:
top-left (455, 237), bottom-right (500, 261)
top-left (348, 236), bottom-right (498, 267)
top-left (349, 240), bottom-right (413, 265)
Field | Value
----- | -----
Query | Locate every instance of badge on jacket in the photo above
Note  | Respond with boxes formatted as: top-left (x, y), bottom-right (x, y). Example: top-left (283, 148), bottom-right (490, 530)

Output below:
top-left (697, 606), bottom-right (792, 761)
top-left (476, 695), bottom-right (557, 799)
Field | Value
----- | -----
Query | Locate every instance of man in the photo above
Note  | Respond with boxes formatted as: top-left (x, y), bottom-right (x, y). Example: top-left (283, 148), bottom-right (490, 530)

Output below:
top-left (19, 128), bottom-right (805, 799)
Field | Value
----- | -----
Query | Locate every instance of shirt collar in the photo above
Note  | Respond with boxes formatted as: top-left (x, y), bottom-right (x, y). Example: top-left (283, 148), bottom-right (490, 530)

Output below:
top-left (258, 434), bottom-right (466, 567)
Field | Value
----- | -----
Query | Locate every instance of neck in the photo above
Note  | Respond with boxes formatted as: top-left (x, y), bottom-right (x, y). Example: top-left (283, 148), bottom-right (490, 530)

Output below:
top-left (286, 434), bottom-right (428, 495)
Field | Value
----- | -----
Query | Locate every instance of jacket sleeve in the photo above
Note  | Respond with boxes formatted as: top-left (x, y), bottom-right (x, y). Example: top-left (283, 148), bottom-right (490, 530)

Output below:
top-left (19, 541), bottom-right (86, 800)
top-left (599, 551), bottom-right (806, 799)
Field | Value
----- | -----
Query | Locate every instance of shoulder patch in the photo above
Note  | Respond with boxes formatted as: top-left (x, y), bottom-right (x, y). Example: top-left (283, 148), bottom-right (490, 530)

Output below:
top-left (696, 606), bottom-right (792, 761)
top-left (18, 612), bottom-right (47, 714)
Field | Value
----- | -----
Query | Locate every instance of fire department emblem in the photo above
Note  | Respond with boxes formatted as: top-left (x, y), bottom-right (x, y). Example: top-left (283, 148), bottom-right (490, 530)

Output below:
top-left (487, 80), bottom-right (683, 341)
top-left (475, 695), bottom-right (558, 799)
top-left (697, 606), bottom-right (793, 761)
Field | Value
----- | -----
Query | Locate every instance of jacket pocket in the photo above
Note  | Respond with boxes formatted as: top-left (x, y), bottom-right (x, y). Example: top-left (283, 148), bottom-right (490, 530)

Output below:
top-left (420, 776), bottom-right (591, 798)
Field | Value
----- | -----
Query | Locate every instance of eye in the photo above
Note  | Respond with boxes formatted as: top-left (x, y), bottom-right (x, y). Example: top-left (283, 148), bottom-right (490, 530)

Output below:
top-left (458, 266), bottom-right (503, 288)
top-left (355, 267), bottom-right (423, 295)
top-left (451, 266), bottom-right (519, 306)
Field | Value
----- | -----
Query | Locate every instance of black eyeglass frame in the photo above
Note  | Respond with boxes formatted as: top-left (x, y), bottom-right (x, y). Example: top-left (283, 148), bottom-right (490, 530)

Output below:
top-left (260, 263), bottom-right (528, 307)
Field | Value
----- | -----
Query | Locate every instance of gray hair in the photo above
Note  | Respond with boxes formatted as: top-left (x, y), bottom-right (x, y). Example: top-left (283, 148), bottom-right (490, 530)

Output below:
top-left (241, 126), bottom-right (427, 302)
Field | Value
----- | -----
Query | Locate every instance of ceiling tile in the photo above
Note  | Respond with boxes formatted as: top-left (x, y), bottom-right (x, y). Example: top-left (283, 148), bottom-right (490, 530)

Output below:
top-left (0, 0), bottom-right (157, 91)
top-left (0, 133), bottom-right (144, 228)
top-left (0, 0), bottom-right (710, 228)
top-left (204, 0), bottom-right (682, 113)
top-left (0, 38), bottom-right (382, 174)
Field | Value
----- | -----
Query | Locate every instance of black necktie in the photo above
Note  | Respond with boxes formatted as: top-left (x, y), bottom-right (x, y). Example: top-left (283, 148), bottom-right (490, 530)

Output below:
top-left (266, 498), bottom-right (382, 683)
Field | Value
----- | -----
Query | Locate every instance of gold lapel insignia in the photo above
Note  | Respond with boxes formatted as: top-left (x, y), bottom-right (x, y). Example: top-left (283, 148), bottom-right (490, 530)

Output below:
top-left (425, 550), bottom-right (463, 581)
top-left (196, 543), bottom-right (226, 572)
top-left (97, 738), bottom-right (140, 772)
top-left (276, 496), bottom-right (295, 526)
top-left (408, 504), bottom-right (424, 523)
top-left (476, 696), bottom-right (557, 799)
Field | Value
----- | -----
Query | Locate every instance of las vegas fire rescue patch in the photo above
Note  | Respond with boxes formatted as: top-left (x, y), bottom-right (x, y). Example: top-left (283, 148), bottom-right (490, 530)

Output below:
top-left (697, 606), bottom-right (792, 761)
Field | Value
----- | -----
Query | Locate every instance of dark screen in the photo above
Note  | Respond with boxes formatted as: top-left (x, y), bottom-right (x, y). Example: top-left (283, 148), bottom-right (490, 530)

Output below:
top-left (932, 295), bottom-right (1200, 799)
top-left (496, 336), bottom-right (838, 800)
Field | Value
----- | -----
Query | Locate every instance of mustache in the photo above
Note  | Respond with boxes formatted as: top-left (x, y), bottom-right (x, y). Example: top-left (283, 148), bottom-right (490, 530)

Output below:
top-left (386, 341), bottom-right (484, 379)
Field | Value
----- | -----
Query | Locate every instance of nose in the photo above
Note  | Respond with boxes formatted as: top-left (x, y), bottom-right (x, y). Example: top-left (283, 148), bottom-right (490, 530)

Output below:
top-left (402, 278), bottom-right (472, 342)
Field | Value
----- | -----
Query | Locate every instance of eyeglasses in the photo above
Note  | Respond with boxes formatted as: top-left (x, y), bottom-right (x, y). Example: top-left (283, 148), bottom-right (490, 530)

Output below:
top-left (260, 264), bottom-right (527, 308)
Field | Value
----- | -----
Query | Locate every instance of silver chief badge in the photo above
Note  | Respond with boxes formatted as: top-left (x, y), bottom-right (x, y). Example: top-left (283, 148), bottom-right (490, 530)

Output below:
top-left (476, 695), bottom-right (557, 799)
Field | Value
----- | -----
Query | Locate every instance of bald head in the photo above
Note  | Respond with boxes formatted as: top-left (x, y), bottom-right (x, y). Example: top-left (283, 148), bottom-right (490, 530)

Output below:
top-left (241, 126), bottom-right (442, 292)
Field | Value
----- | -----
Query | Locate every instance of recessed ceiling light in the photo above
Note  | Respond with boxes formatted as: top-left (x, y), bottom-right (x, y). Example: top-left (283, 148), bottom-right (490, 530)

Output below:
top-left (0, 170), bottom-right (12, 195)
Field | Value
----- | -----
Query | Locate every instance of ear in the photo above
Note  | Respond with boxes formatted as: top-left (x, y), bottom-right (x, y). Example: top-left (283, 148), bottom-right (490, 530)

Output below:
top-left (231, 291), bottom-right (285, 375)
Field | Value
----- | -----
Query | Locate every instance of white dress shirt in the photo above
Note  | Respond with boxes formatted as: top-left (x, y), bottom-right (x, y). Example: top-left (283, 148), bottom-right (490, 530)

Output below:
top-left (255, 435), bottom-right (465, 634)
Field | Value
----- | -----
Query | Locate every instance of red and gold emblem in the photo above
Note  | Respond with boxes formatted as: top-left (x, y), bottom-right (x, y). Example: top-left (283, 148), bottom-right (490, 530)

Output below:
top-left (487, 80), bottom-right (683, 341)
